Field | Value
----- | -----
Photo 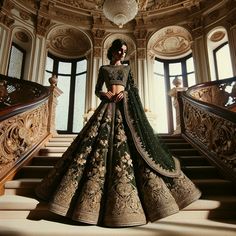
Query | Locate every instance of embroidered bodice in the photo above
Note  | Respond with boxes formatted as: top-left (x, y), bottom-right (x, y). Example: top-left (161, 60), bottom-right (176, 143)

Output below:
top-left (95, 65), bottom-right (130, 97)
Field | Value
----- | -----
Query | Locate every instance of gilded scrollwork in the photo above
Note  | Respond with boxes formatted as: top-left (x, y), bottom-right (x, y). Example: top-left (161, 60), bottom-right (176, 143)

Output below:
top-left (0, 103), bottom-right (49, 175)
top-left (182, 99), bottom-right (236, 172)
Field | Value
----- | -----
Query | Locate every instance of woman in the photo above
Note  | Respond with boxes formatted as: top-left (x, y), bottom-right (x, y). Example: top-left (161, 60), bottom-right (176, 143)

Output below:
top-left (35, 39), bottom-right (201, 227)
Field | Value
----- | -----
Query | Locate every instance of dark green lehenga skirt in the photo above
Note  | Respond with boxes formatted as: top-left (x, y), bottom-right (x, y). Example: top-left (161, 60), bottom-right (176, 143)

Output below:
top-left (35, 100), bottom-right (201, 227)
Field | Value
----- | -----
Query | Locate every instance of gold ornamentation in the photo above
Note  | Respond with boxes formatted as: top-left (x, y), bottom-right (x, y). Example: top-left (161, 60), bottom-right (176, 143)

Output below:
top-left (0, 103), bottom-right (48, 176)
top-left (182, 99), bottom-right (236, 171)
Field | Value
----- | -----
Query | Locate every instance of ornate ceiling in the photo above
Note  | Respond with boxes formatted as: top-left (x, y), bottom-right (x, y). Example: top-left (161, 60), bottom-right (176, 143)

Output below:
top-left (11, 0), bottom-right (222, 28)
top-left (1, 0), bottom-right (232, 59)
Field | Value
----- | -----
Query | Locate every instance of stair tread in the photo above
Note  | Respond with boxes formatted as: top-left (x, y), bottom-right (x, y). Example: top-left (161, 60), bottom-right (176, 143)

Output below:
top-left (5, 177), bottom-right (231, 186)
top-left (0, 218), bottom-right (235, 236)
top-left (2, 133), bottom-right (236, 227)
top-left (1, 194), bottom-right (236, 211)
top-left (45, 142), bottom-right (73, 147)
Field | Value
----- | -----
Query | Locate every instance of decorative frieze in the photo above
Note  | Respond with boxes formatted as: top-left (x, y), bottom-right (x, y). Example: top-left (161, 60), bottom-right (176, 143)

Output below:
top-left (36, 15), bottom-right (51, 36)
top-left (0, 12), bottom-right (14, 27)
top-left (19, 10), bottom-right (31, 21)
top-left (15, 31), bottom-right (30, 43)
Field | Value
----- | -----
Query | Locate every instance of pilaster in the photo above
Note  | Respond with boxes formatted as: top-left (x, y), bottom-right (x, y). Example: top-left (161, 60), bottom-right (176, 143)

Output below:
top-left (188, 18), bottom-right (211, 83)
top-left (225, 16), bottom-right (236, 76)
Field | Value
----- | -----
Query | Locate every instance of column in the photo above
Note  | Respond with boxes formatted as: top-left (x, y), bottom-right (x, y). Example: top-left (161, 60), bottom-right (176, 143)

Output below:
top-left (83, 27), bottom-right (104, 122)
top-left (191, 28), bottom-right (211, 83)
top-left (0, 25), bottom-right (11, 74)
top-left (30, 35), bottom-right (47, 84)
top-left (225, 22), bottom-right (236, 76)
top-left (136, 35), bottom-right (157, 129)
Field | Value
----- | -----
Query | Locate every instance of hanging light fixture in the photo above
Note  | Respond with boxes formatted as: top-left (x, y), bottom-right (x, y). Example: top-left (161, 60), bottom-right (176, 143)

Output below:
top-left (103, 0), bottom-right (138, 28)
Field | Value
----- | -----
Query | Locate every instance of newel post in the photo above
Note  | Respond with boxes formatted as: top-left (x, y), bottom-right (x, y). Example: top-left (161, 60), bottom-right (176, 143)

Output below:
top-left (47, 75), bottom-right (63, 136)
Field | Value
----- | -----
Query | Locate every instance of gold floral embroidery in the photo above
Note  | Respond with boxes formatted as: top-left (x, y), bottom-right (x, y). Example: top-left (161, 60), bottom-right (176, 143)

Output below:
top-left (103, 109), bottom-right (146, 226)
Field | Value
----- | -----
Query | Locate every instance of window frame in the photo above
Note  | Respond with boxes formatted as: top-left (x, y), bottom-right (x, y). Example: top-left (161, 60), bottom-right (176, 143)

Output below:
top-left (46, 53), bottom-right (87, 133)
top-left (213, 41), bottom-right (230, 80)
top-left (154, 53), bottom-right (194, 133)
top-left (8, 42), bottom-right (26, 79)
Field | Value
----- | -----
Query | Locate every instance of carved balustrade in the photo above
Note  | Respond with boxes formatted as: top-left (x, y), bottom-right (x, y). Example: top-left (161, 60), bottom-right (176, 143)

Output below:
top-left (0, 74), bottom-right (61, 185)
top-left (178, 77), bottom-right (236, 183)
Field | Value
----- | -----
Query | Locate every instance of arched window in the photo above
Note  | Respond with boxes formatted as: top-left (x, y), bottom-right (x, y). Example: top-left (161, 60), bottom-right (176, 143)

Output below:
top-left (45, 54), bottom-right (87, 133)
top-left (213, 42), bottom-right (233, 80)
top-left (154, 54), bottom-right (195, 133)
top-left (207, 28), bottom-right (233, 81)
top-left (7, 43), bottom-right (26, 79)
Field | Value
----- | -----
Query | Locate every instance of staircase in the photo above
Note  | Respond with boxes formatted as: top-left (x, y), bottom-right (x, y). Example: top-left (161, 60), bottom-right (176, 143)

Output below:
top-left (0, 134), bottom-right (236, 236)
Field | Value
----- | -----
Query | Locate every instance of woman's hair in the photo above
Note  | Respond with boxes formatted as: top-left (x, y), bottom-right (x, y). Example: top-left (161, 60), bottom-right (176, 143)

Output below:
top-left (107, 39), bottom-right (128, 61)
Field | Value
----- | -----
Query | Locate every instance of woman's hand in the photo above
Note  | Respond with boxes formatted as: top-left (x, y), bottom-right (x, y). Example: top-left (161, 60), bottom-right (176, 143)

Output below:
top-left (100, 91), bottom-right (114, 100)
top-left (100, 91), bottom-right (124, 102)
top-left (114, 91), bottom-right (124, 102)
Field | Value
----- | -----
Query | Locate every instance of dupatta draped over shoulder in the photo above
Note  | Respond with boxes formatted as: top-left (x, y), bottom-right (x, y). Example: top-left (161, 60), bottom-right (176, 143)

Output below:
top-left (96, 64), bottom-right (181, 178)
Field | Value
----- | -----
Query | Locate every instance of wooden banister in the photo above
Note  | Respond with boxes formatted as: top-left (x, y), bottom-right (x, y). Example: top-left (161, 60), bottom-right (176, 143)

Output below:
top-left (178, 76), bottom-right (236, 183)
top-left (0, 74), bottom-right (60, 194)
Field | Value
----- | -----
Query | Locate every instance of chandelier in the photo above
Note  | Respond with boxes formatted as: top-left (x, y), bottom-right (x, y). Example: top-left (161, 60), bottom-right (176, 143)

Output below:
top-left (102, 0), bottom-right (139, 28)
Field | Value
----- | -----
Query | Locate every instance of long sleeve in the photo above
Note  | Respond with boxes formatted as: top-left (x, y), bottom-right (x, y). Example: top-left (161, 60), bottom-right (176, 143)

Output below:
top-left (95, 66), bottom-right (104, 98)
top-left (126, 70), bottom-right (138, 92)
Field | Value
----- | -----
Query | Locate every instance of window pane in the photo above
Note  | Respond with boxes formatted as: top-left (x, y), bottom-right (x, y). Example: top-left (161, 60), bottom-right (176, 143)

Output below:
top-left (8, 45), bottom-right (24, 79)
top-left (46, 56), bottom-right (54, 71)
top-left (73, 74), bottom-right (86, 132)
top-left (169, 62), bottom-right (182, 76)
top-left (154, 60), bottom-right (164, 75)
top-left (216, 44), bottom-right (233, 79)
top-left (187, 73), bottom-right (196, 87)
top-left (76, 60), bottom-right (87, 74)
top-left (186, 57), bottom-right (194, 72)
top-left (58, 61), bottom-right (72, 74)
top-left (153, 74), bottom-right (168, 133)
top-left (55, 76), bottom-right (71, 131)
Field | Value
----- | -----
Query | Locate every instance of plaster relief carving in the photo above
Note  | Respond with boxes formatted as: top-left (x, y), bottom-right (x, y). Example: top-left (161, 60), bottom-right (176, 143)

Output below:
top-left (19, 11), bottom-right (31, 21)
top-left (48, 27), bottom-right (90, 58)
top-left (209, 30), bottom-right (225, 42)
top-left (15, 31), bottom-right (30, 43)
top-left (151, 26), bottom-right (192, 58)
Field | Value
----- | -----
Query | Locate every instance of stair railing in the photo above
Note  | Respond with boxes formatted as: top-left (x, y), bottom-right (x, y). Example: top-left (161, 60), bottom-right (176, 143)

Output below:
top-left (178, 76), bottom-right (236, 183)
top-left (0, 74), bottom-right (62, 193)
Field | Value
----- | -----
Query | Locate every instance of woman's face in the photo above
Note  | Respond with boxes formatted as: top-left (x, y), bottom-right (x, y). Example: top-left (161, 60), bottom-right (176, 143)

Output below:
top-left (113, 44), bottom-right (127, 61)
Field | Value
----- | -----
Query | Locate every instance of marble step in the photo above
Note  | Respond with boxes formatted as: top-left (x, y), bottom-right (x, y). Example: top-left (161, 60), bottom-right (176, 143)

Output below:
top-left (14, 165), bottom-right (220, 179)
top-left (4, 178), bottom-right (235, 196)
top-left (31, 155), bottom-right (210, 167)
top-left (1, 195), bottom-right (236, 220)
top-left (0, 218), bottom-right (236, 236)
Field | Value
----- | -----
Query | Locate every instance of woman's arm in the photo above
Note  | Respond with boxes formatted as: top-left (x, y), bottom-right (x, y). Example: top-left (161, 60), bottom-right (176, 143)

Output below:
top-left (95, 66), bottom-right (115, 101)
top-left (126, 70), bottom-right (138, 91)
top-left (95, 67), bottom-right (105, 98)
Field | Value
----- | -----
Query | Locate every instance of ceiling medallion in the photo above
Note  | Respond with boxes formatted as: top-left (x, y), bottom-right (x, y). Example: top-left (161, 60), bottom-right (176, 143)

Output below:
top-left (209, 30), bottom-right (225, 42)
top-left (102, 0), bottom-right (138, 28)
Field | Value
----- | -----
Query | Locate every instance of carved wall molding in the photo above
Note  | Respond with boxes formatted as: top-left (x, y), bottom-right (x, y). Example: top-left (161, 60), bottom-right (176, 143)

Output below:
top-left (148, 25), bottom-right (192, 59)
top-left (36, 16), bottom-right (51, 36)
top-left (0, 12), bottom-right (14, 27)
top-left (47, 26), bottom-right (91, 58)
top-left (19, 10), bottom-right (31, 21)
top-left (15, 31), bottom-right (30, 43)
